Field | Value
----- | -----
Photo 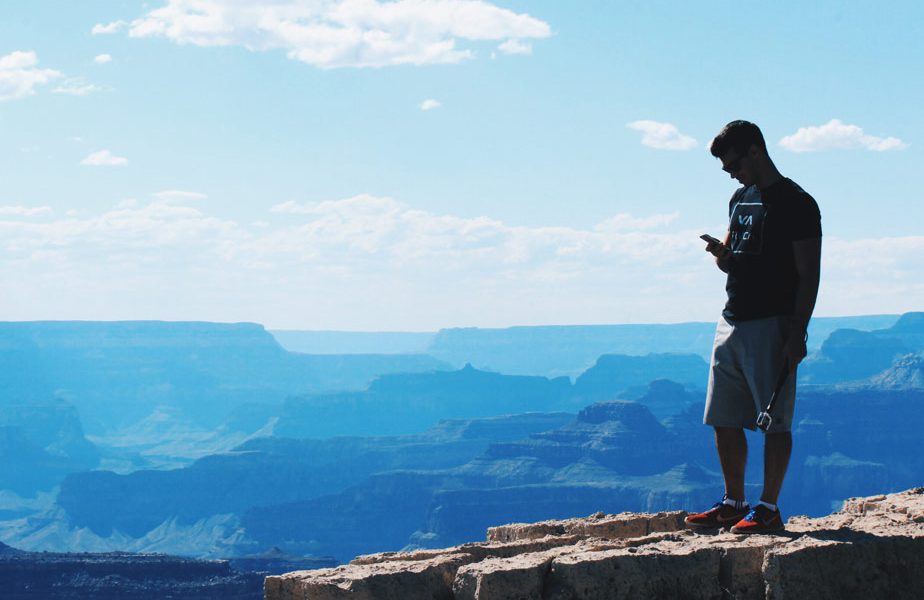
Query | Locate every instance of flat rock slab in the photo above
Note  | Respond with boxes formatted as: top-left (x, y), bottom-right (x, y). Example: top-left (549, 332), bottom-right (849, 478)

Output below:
top-left (487, 511), bottom-right (687, 543)
top-left (265, 488), bottom-right (924, 600)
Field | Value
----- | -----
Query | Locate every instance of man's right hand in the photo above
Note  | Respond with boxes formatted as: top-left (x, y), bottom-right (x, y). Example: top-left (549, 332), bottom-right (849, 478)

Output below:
top-left (705, 234), bottom-right (733, 273)
top-left (705, 240), bottom-right (729, 258)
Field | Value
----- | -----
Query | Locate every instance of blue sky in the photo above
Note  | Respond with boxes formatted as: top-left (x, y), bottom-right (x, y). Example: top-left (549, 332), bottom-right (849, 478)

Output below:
top-left (1, 1), bottom-right (922, 330)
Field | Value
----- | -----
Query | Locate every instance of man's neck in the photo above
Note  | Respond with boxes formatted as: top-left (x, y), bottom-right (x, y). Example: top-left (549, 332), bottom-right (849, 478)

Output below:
top-left (755, 163), bottom-right (784, 190)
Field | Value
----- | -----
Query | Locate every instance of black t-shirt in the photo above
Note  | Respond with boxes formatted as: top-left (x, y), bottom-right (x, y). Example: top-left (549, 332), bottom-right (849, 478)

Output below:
top-left (723, 177), bottom-right (822, 321)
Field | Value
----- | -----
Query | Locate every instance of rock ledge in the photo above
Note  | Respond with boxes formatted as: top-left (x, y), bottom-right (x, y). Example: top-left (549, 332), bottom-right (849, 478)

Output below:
top-left (266, 488), bottom-right (924, 599)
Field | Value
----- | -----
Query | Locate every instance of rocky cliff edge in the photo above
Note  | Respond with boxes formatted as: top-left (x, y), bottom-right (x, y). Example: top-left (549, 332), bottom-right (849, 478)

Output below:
top-left (265, 487), bottom-right (924, 599)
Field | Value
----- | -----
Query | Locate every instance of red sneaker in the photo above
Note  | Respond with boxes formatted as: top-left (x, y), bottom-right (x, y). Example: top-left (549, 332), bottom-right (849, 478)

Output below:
top-left (730, 505), bottom-right (784, 534)
top-left (684, 498), bottom-right (750, 529)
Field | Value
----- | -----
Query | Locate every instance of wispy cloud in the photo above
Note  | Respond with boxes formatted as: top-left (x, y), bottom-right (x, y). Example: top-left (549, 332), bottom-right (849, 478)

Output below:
top-left (94, 54), bottom-right (113, 64)
top-left (780, 119), bottom-right (908, 152)
top-left (154, 190), bottom-right (208, 203)
top-left (0, 206), bottom-right (54, 217)
top-left (626, 120), bottom-right (698, 151)
top-left (595, 212), bottom-right (680, 232)
top-left (123, 0), bottom-right (551, 69)
top-left (419, 98), bottom-right (441, 111)
top-left (498, 39), bottom-right (532, 55)
top-left (53, 78), bottom-right (104, 96)
top-left (0, 51), bottom-right (61, 101)
top-left (81, 150), bottom-right (129, 166)
top-left (92, 21), bottom-right (127, 35)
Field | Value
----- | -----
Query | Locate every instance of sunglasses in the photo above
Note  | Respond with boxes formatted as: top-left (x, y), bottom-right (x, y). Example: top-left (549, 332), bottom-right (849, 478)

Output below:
top-left (722, 152), bottom-right (747, 174)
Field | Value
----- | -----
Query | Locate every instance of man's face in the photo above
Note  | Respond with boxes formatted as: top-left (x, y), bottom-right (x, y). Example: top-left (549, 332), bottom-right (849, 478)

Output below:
top-left (720, 146), bottom-right (753, 186)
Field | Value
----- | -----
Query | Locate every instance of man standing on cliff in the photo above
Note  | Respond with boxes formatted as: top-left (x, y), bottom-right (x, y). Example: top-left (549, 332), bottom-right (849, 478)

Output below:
top-left (685, 120), bottom-right (822, 534)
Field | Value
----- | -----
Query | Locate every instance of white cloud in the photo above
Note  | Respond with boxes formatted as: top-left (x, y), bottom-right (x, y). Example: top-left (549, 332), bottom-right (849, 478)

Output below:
top-left (595, 212), bottom-right (680, 232)
top-left (498, 39), bottom-right (531, 55)
top-left (420, 98), bottom-right (441, 111)
top-left (92, 21), bottom-right (127, 35)
top-left (124, 0), bottom-right (551, 68)
top-left (626, 120), bottom-right (698, 151)
top-left (780, 119), bottom-right (908, 152)
top-left (271, 194), bottom-right (404, 218)
top-left (814, 235), bottom-right (924, 317)
top-left (0, 51), bottom-right (62, 101)
top-left (81, 150), bottom-right (129, 166)
top-left (53, 78), bottom-right (104, 96)
top-left (0, 206), bottom-right (54, 217)
top-left (94, 54), bottom-right (113, 64)
top-left (822, 236), bottom-right (924, 276)
top-left (267, 194), bottom-right (689, 268)
top-left (2, 192), bottom-right (922, 328)
top-left (154, 190), bottom-right (209, 203)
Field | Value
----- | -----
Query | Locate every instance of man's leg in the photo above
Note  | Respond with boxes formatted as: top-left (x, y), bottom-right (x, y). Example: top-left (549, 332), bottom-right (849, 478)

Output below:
top-left (685, 426), bottom-right (750, 528)
top-left (729, 431), bottom-right (790, 534)
top-left (714, 426), bottom-right (747, 501)
top-left (761, 431), bottom-right (792, 505)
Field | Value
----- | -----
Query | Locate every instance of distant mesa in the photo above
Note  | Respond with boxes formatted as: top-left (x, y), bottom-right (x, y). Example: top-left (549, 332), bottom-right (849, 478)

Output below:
top-left (0, 320), bottom-right (451, 437)
top-left (573, 354), bottom-right (708, 400)
top-left (891, 311), bottom-right (924, 333)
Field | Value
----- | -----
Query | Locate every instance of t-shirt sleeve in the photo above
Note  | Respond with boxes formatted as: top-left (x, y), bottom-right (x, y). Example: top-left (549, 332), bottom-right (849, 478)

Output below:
top-left (789, 192), bottom-right (822, 241)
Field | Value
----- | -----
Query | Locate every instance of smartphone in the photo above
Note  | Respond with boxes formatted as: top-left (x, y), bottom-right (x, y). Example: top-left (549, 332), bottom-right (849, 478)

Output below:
top-left (700, 234), bottom-right (722, 245)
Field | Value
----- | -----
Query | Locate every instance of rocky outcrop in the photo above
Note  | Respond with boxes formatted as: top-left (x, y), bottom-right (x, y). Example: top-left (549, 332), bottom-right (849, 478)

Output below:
top-left (266, 487), bottom-right (924, 599)
top-left (866, 353), bottom-right (924, 389)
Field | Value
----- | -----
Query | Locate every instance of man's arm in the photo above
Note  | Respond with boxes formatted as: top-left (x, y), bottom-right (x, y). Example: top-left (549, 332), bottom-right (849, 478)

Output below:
top-left (783, 237), bottom-right (822, 367)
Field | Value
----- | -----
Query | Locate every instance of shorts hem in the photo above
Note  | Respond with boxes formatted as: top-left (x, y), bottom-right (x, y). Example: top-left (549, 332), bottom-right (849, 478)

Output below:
top-left (704, 418), bottom-right (757, 432)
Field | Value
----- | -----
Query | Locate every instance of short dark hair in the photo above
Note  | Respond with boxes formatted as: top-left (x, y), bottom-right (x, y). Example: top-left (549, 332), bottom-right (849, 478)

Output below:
top-left (710, 120), bottom-right (767, 158)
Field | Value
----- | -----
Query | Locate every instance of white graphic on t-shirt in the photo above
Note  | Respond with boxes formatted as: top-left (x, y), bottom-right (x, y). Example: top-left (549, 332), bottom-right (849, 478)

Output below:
top-left (730, 202), bottom-right (768, 255)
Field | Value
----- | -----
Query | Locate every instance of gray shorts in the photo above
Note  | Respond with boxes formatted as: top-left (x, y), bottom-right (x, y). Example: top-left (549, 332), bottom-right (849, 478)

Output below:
top-left (704, 315), bottom-right (797, 433)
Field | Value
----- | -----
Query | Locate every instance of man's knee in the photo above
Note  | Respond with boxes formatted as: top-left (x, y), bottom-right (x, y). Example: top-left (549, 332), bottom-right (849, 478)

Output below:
top-left (714, 426), bottom-right (745, 439)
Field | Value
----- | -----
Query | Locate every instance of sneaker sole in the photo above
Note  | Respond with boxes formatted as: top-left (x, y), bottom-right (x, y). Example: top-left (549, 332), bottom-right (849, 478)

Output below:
top-left (684, 518), bottom-right (746, 529)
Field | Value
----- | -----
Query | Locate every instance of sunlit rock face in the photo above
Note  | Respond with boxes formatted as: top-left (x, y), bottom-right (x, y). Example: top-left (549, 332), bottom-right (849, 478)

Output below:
top-left (266, 487), bottom-right (924, 600)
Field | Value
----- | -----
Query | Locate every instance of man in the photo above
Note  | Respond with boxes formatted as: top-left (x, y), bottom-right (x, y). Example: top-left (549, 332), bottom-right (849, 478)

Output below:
top-left (685, 120), bottom-right (822, 534)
